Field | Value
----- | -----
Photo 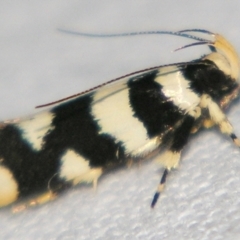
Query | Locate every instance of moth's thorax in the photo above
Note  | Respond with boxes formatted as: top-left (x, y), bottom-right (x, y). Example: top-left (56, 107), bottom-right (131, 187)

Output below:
top-left (203, 53), bottom-right (232, 77)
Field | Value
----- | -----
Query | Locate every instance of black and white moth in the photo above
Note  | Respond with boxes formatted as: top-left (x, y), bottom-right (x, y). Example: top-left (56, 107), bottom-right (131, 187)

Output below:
top-left (0, 29), bottom-right (240, 211)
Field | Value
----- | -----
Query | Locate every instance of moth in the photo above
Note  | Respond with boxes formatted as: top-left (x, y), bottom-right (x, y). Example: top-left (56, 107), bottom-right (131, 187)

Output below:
top-left (0, 29), bottom-right (240, 212)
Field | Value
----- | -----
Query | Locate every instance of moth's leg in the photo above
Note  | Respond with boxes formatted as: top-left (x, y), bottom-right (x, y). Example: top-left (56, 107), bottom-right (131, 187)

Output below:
top-left (151, 169), bottom-right (168, 208)
top-left (28, 191), bottom-right (57, 206)
top-left (151, 152), bottom-right (181, 208)
top-left (12, 175), bottom-right (70, 213)
top-left (200, 94), bottom-right (240, 147)
top-left (151, 113), bottom-right (197, 208)
top-left (12, 191), bottom-right (57, 213)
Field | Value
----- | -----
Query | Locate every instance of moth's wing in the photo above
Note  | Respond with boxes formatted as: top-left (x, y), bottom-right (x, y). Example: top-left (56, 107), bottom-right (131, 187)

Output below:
top-left (11, 62), bottom-right (202, 158)
top-left (8, 61), bottom-right (201, 157)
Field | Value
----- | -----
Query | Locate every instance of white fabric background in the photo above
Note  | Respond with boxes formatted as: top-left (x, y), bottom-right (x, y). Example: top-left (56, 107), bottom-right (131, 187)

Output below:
top-left (1, 1), bottom-right (240, 239)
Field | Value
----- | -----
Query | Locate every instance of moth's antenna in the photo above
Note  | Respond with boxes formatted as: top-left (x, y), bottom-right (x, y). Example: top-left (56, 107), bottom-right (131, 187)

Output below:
top-left (37, 28), bottom-right (217, 109)
top-left (178, 29), bottom-right (215, 36)
top-left (176, 29), bottom-right (217, 52)
top-left (174, 41), bottom-right (214, 52)
top-left (57, 28), bottom-right (212, 43)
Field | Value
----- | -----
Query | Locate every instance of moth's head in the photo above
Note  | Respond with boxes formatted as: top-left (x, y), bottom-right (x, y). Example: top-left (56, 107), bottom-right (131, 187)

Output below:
top-left (204, 34), bottom-right (240, 82)
top-left (202, 34), bottom-right (240, 107)
top-left (174, 30), bottom-right (240, 84)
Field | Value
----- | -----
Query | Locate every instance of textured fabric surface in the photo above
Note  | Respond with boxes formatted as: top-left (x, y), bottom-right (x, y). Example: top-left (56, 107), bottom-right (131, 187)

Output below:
top-left (1, 1), bottom-right (240, 239)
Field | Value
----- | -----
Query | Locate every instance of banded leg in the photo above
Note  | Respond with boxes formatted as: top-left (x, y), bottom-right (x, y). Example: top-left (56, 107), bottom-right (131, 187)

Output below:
top-left (152, 114), bottom-right (196, 208)
top-left (151, 169), bottom-right (168, 208)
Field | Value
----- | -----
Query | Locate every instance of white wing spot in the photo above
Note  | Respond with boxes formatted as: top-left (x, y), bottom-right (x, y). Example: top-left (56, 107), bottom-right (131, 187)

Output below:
top-left (91, 88), bottom-right (158, 154)
top-left (17, 111), bottom-right (55, 151)
top-left (155, 67), bottom-right (200, 113)
top-left (59, 149), bottom-right (102, 185)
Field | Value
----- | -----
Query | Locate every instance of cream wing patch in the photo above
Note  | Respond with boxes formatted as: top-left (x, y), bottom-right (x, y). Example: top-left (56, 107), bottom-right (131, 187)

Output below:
top-left (0, 165), bottom-right (19, 207)
top-left (59, 149), bottom-right (102, 185)
top-left (91, 88), bottom-right (157, 154)
top-left (17, 111), bottom-right (55, 151)
top-left (155, 67), bottom-right (200, 113)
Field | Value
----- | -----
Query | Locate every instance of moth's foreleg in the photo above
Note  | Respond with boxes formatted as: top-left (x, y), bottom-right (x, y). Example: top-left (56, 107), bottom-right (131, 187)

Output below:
top-left (200, 94), bottom-right (240, 147)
